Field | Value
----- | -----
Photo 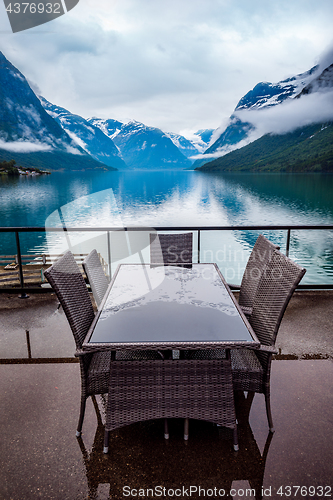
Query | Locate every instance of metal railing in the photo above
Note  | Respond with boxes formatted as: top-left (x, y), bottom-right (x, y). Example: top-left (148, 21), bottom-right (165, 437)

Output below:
top-left (0, 224), bottom-right (333, 294)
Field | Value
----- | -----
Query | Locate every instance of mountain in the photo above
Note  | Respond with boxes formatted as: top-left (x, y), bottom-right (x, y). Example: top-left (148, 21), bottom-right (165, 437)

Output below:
top-left (89, 119), bottom-right (192, 170)
top-left (89, 118), bottom-right (211, 166)
top-left (166, 129), bottom-right (215, 161)
top-left (0, 51), bottom-right (115, 171)
top-left (164, 132), bottom-right (201, 159)
top-left (39, 98), bottom-right (127, 170)
top-left (193, 129), bottom-right (215, 148)
top-left (196, 60), bottom-right (333, 173)
top-left (196, 122), bottom-right (333, 173)
top-left (192, 65), bottom-right (320, 168)
top-left (296, 63), bottom-right (333, 97)
top-left (0, 50), bottom-right (207, 172)
top-left (88, 118), bottom-right (124, 140)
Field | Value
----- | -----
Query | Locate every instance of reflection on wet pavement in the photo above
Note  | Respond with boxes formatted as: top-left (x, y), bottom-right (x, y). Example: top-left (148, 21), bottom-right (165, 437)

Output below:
top-left (0, 292), bottom-right (332, 499)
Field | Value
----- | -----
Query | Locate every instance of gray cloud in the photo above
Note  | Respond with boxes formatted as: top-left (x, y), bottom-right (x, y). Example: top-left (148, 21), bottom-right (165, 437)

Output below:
top-left (1, 0), bottom-right (333, 133)
top-left (0, 139), bottom-right (52, 152)
top-left (234, 89), bottom-right (333, 138)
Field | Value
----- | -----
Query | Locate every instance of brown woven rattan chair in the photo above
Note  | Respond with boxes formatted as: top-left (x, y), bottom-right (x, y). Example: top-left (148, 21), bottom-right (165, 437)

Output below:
top-left (232, 234), bottom-right (280, 316)
top-left (103, 359), bottom-right (239, 453)
top-left (187, 249), bottom-right (306, 432)
top-left (44, 250), bottom-right (112, 437)
top-left (150, 232), bottom-right (193, 265)
top-left (82, 249), bottom-right (109, 307)
top-left (231, 249), bottom-right (306, 431)
top-left (45, 251), bottom-right (164, 437)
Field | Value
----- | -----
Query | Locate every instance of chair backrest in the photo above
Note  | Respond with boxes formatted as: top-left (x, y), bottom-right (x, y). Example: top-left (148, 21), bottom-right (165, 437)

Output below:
top-left (239, 234), bottom-right (280, 310)
top-left (250, 249), bottom-right (306, 353)
top-left (150, 232), bottom-right (193, 265)
top-left (44, 251), bottom-right (95, 350)
top-left (82, 249), bottom-right (109, 307)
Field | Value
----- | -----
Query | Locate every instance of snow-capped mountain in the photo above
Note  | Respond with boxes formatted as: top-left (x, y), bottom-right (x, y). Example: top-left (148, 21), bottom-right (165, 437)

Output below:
top-left (164, 132), bottom-right (202, 159)
top-left (89, 118), bottom-right (192, 170)
top-left (165, 129), bottom-right (215, 158)
top-left (0, 51), bottom-right (116, 171)
top-left (89, 118), bottom-right (213, 166)
top-left (193, 129), bottom-right (215, 149)
top-left (193, 64), bottom-right (326, 168)
top-left (88, 118), bottom-right (124, 141)
top-left (0, 52), bottom-right (81, 154)
top-left (39, 98), bottom-right (127, 170)
top-left (235, 66), bottom-right (318, 111)
top-left (296, 63), bottom-right (333, 98)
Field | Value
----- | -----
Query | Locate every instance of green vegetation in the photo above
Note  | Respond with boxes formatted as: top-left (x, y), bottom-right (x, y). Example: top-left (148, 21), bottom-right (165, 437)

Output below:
top-left (0, 159), bottom-right (50, 175)
top-left (196, 122), bottom-right (333, 173)
top-left (0, 149), bottom-right (116, 172)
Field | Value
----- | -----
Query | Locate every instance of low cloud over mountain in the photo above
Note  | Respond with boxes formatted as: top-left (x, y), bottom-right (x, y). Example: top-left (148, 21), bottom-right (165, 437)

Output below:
top-left (193, 50), bottom-right (333, 165)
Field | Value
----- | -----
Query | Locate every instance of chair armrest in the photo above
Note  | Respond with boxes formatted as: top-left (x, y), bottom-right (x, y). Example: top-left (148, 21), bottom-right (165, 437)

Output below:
top-left (227, 283), bottom-right (240, 290)
top-left (74, 349), bottom-right (86, 357)
top-left (256, 345), bottom-right (278, 355)
top-left (240, 305), bottom-right (253, 316)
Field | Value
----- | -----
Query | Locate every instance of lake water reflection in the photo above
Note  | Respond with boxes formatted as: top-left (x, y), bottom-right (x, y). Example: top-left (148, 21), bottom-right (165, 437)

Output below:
top-left (0, 170), bottom-right (332, 284)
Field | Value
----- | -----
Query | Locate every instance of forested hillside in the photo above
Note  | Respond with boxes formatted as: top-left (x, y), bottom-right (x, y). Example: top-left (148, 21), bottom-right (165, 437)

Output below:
top-left (196, 123), bottom-right (333, 173)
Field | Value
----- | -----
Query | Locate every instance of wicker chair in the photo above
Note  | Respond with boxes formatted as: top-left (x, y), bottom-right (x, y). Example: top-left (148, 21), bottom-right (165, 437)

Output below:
top-left (103, 359), bottom-right (239, 453)
top-left (231, 249), bottom-right (306, 431)
top-left (82, 249), bottom-right (109, 307)
top-left (187, 249), bottom-right (306, 432)
top-left (234, 234), bottom-right (280, 316)
top-left (45, 251), bottom-right (163, 437)
top-left (150, 232), bottom-right (193, 265)
top-left (44, 250), bottom-right (112, 437)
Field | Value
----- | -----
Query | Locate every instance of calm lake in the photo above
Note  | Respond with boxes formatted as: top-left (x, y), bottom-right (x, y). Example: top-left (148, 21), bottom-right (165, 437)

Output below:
top-left (1, 170), bottom-right (333, 285)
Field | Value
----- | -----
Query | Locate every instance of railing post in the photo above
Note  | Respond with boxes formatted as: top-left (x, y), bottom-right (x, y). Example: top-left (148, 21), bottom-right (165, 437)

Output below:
top-left (15, 231), bottom-right (29, 298)
top-left (286, 229), bottom-right (291, 257)
top-left (107, 231), bottom-right (112, 279)
top-left (197, 230), bottom-right (201, 263)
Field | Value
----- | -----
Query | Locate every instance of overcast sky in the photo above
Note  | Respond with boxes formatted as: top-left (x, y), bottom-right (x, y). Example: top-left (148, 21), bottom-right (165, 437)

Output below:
top-left (0, 0), bottom-right (333, 136)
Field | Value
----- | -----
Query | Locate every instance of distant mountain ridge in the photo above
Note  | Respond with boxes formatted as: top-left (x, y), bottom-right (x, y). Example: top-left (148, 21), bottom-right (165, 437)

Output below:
top-left (195, 58), bottom-right (333, 173)
top-left (192, 64), bottom-right (329, 169)
top-left (1, 49), bottom-right (332, 174)
top-left (39, 97), bottom-right (126, 170)
top-left (88, 118), bottom-right (211, 169)
top-left (0, 51), bottom-right (116, 171)
top-left (0, 50), bottom-right (209, 172)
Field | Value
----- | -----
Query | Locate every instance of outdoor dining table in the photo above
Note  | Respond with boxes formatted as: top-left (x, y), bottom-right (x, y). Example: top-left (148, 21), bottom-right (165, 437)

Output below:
top-left (82, 263), bottom-right (260, 452)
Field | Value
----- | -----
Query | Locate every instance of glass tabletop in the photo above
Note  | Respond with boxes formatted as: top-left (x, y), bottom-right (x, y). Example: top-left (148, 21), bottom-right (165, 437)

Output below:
top-left (84, 263), bottom-right (259, 350)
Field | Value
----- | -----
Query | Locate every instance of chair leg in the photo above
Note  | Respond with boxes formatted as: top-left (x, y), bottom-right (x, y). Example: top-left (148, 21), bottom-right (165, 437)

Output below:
top-left (76, 397), bottom-right (87, 437)
top-left (265, 390), bottom-right (274, 432)
top-left (233, 426), bottom-right (239, 451)
top-left (103, 430), bottom-right (110, 454)
top-left (164, 419), bottom-right (169, 439)
top-left (184, 418), bottom-right (189, 441)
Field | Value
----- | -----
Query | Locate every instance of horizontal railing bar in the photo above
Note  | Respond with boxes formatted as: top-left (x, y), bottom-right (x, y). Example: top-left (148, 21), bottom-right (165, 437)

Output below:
top-left (1, 225), bottom-right (333, 232)
top-left (0, 287), bottom-right (54, 293)
top-left (0, 357), bottom-right (78, 365)
top-left (1, 284), bottom-right (333, 295)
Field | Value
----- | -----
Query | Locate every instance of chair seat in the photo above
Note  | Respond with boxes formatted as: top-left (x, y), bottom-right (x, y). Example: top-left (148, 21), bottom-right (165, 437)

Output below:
top-left (87, 349), bottom-right (165, 396)
top-left (183, 348), bottom-right (264, 393)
